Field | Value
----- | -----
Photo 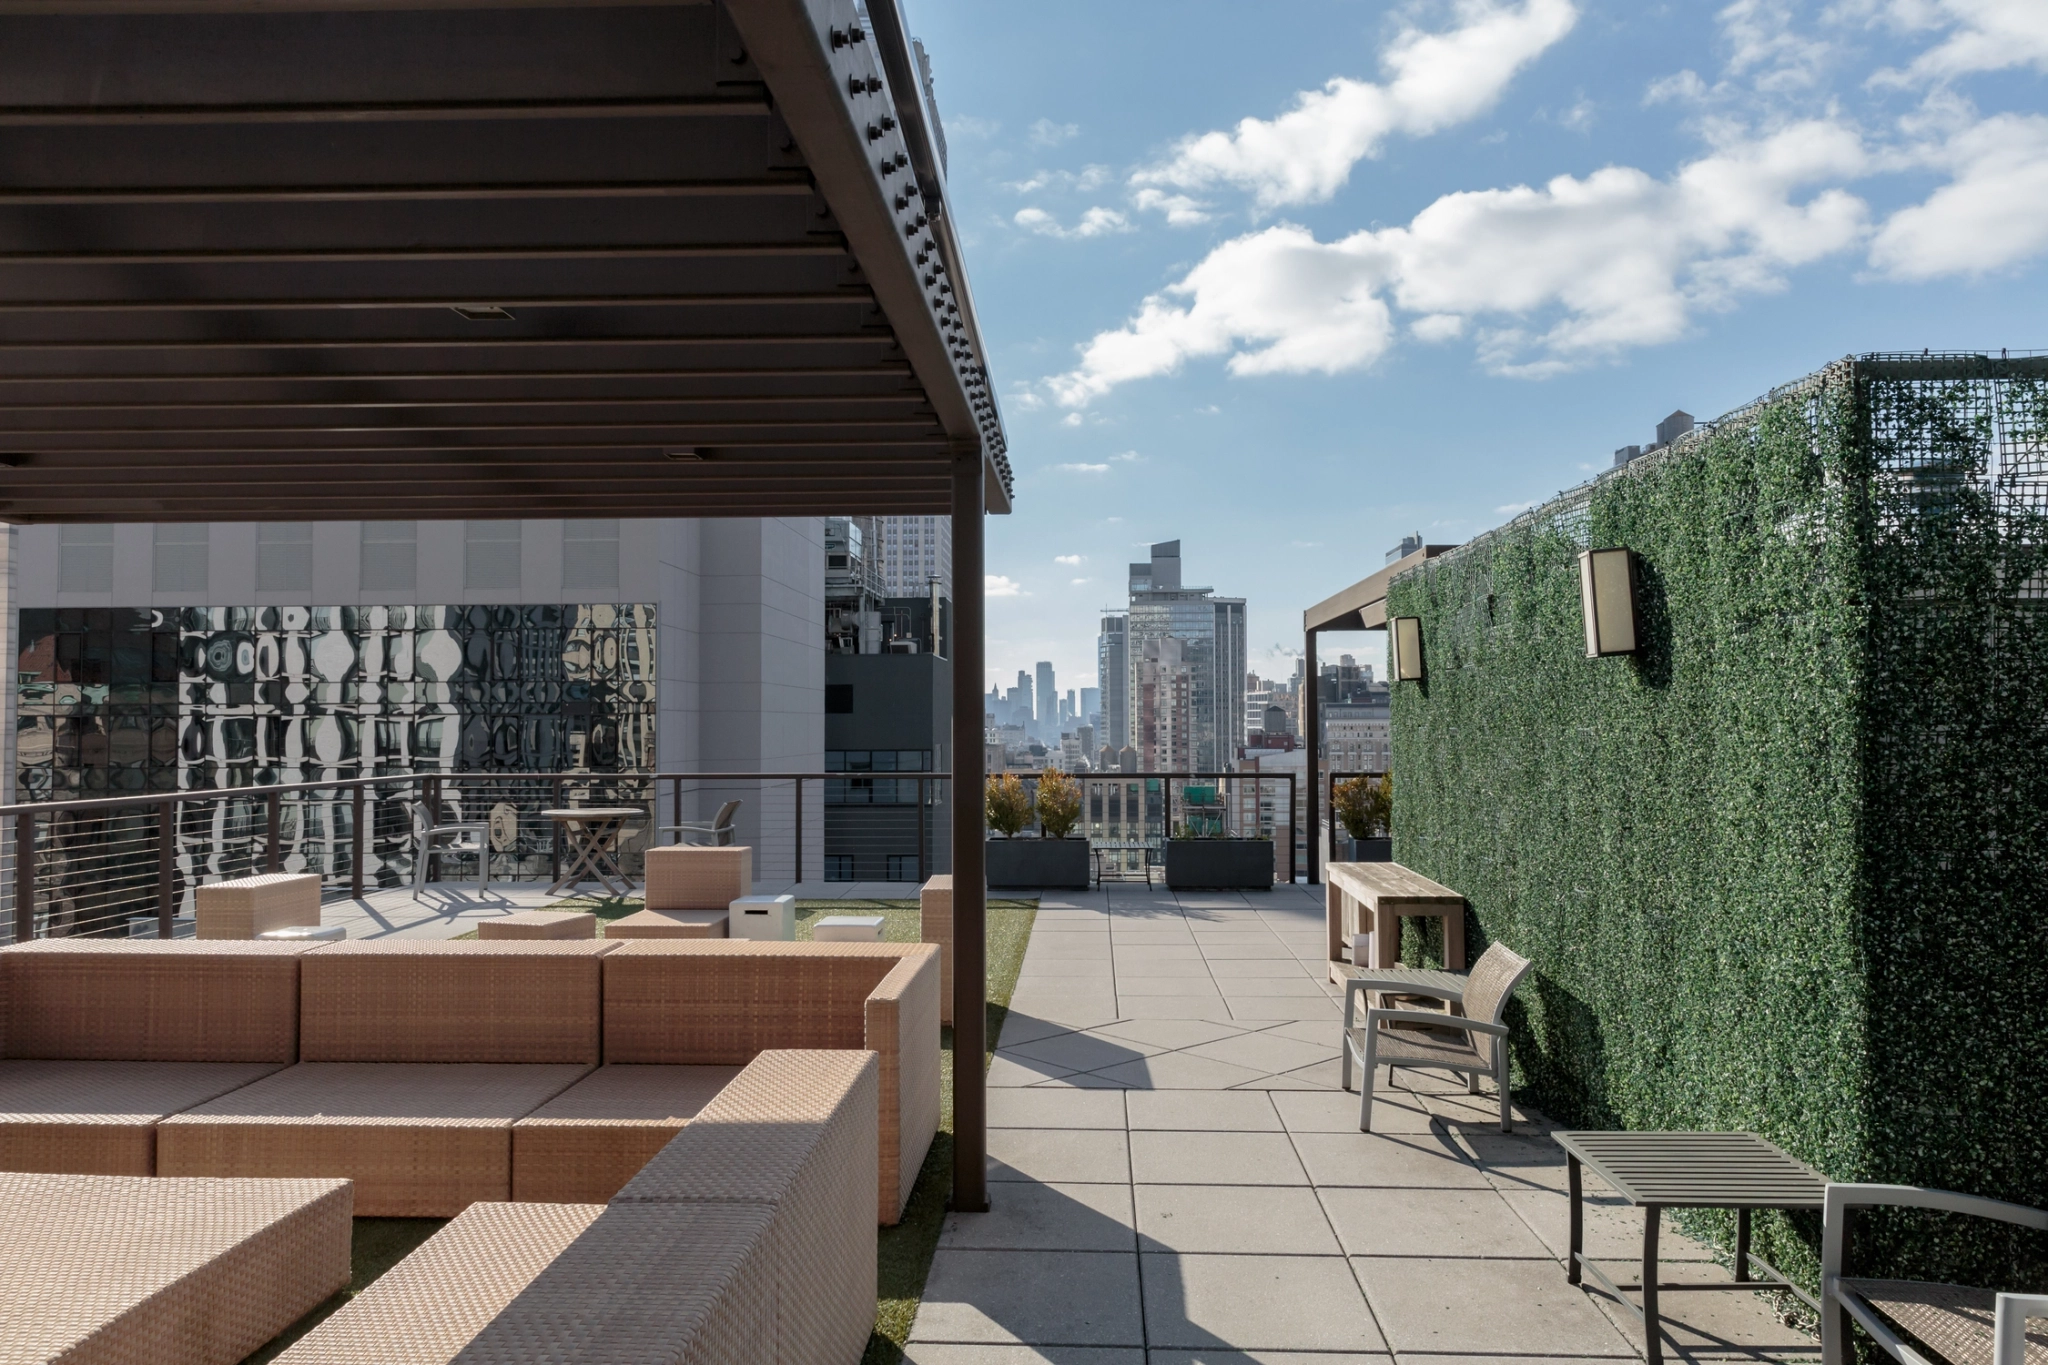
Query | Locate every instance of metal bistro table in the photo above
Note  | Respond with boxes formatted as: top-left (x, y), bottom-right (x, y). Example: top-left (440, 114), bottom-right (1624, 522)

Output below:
top-left (542, 808), bottom-right (644, 898)
top-left (1554, 1130), bottom-right (1827, 1365)
top-left (1091, 842), bottom-right (1154, 887)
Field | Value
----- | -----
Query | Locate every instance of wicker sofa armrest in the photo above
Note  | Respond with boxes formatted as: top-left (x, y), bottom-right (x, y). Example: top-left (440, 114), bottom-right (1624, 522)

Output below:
top-left (863, 945), bottom-right (940, 1226)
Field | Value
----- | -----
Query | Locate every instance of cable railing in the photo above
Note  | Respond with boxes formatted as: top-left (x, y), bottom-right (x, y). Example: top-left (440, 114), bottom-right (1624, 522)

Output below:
top-left (1013, 770), bottom-right (1299, 884)
top-left (0, 770), bottom-right (955, 943)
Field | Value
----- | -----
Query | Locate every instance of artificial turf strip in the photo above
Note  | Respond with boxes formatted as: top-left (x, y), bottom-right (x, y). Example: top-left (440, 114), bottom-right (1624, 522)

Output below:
top-left (242, 1217), bottom-right (443, 1363)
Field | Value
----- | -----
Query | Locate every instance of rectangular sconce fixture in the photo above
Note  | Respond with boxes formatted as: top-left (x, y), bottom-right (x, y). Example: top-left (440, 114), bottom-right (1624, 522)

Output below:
top-left (1390, 616), bottom-right (1425, 681)
top-left (1579, 548), bottom-right (1640, 657)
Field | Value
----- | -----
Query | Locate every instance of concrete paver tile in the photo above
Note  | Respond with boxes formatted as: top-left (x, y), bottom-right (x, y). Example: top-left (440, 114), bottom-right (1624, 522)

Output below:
top-left (1203, 959), bottom-right (1321, 978)
top-left (1113, 979), bottom-right (1229, 998)
top-left (1006, 1030), bottom-right (1167, 1073)
top-left (1142, 1253), bottom-right (1386, 1353)
top-left (1291, 1131), bottom-right (1490, 1188)
top-left (989, 1053), bottom-right (1081, 1087)
top-left (1111, 998), bottom-right (1244, 1021)
top-left (1111, 960), bottom-right (1216, 978)
top-left (1124, 1088), bottom-right (1281, 1132)
top-left (1225, 999), bottom-right (1344, 1022)
top-left (1500, 1190), bottom-right (1717, 1262)
top-left (1353, 1255), bottom-right (1632, 1356)
top-left (988, 1087), bottom-right (1126, 1129)
top-left (989, 1127), bottom-right (1132, 1183)
top-left (1137, 1185), bottom-right (1343, 1254)
top-left (1582, 1259), bottom-right (1820, 1358)
top-left (911, 1249), bottom-right (1144, 1347)
top-left (1147, 1353), bottom-right (1388, 1365)
top-left (996, 1014), bottom-right (1087, 1049)
top-left (1090, 1051), bottom-right (1268, 1090)
top-left (1129, 1130), bottom-right (1309, 1186)
top-left (1320, 1186), bottom-right (1552, 1259)
top-left (903, 1347), bottom-right (1142, 1365)
top-left (1258, 1019), bottom-right (1349, 1046)
top-left (1194, 943), bottom-right (1301, 960)
top-left (1186, 1031), bottom-right (1337, 1076)
top-left (1272, 1089), bottom-right (1436, 1135)
top-left (938, 1181), bottom-right (1136, 1253)
top-left (1091, 1018), bottom-right (1250, 1049)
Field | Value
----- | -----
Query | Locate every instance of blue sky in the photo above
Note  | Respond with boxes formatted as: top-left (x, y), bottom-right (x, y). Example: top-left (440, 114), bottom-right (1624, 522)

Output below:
top-left (906, 0), bottom-right (2048, 695)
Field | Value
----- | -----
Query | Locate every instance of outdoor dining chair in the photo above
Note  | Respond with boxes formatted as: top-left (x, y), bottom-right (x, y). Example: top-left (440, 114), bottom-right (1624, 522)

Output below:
top-left (1822, 1183), bottom-right (2048, 1365)
top-left (412, 795), bottom-right (493, 892)
top-left (1340, 940), bottom-right (1532, 1133)
top-left (661, 798), bottom-right (742, 847)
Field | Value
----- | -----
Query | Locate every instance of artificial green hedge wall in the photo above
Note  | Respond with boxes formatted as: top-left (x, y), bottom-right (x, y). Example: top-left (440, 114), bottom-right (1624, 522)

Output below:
top-left (1388, 355), bottom-right (2048, 1293)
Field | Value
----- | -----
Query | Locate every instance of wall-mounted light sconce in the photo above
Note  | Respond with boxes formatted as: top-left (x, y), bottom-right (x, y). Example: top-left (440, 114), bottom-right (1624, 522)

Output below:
top-left (1390, 616), bottom-right (1425, 681)
top-left (1578, 548), bottom-right (1640, 657)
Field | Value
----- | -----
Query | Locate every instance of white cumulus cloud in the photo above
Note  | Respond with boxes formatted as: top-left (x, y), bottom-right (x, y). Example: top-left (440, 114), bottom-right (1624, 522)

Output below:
top-left (1052, 462), bottom-right (1110, 474)
top-left (986, 575), bottom-right (1026, 598)
top-left (1131, 0), bottom-right (1579, 211)
top-left (1014, 206), bottom-right (1133, 239)
top-left (1871, 113), bottom-right (2048, 277)
top-left (1870, 0), bottom-right (2048, 84)
top-left (1030, 118), bottom-right (1080, 146)
top-left (1054, 554), bottom-right (1085, 565)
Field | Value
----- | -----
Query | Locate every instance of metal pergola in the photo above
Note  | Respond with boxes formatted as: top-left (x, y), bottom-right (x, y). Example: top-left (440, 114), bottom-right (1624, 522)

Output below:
top-left (0, 0), bottom-right (1004, 1209)
top-left (1300, 543), bottom-right (1452, 884)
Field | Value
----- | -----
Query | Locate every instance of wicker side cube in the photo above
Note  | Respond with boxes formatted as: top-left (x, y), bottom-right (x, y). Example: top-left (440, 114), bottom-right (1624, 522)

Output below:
top-left (511, 1063), bottom-right (741, 1204)
top-left (0, 1171), bottom-right (351, 1365)
top-left (157, 1061), bottom-right (590, 1217)
top-left (615, 1050), bottom-right (878, 1365)
top-left (2, 941), bottom-right (313, 1064)
top-left (864, 948), bottom-right (942, 1223)
top-left (274, 1201), bottom-right (603, 1365)
top-left (643, 845), bottom-right (753, 910)
top-left (297, 940), bottom-right (613, 1065)
top-left (920, 875), bottom-right (954, 1026)
top-left (476, 911), bottom-right (597, 941)
top-left (604, 908), bottom-right (728, 939)
top-left (194, 873), bottom-right (322, 940)
top-left (0, 1059), bottom-right (282, 1176)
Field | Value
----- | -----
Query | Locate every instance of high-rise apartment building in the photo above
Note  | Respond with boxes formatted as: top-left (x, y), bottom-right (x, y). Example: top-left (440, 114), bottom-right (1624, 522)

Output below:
top-left (1123, 541), bottom-right (1246, 773)
top-left (1097, 616), bottom-right (1128, 750)
top-left (871, 515), bottom-right (951, 599)
top-left (1035, 662), bottom-right (1055, 729)
top-left (1134, 634), bottom-right (1194, 773)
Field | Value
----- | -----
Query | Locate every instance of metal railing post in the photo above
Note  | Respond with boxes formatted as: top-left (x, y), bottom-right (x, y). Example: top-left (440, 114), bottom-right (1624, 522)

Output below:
top-left (793, 778), bottom-right (803, 886)
top-left (916, 776), bottom-right (926, 883)
top-left (550, 777), bottom-right (564, 883)
top-left (265, 789), bottom-right (282, 873)
top-left (158, 799), bottom-right (175, 936)
top-left (351, 783), bottom-right (366, 897)
top-left (1287, 774), bottom-right (1297, 884)
top-left (14, 811), bottom-right (34, 943)
top-left (671, 776), bottom-right (683, 845)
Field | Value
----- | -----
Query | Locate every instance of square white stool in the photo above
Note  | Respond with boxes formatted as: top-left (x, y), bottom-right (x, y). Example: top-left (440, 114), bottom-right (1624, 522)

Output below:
top-left (813, 914), bottom-right (885, 943)
top-left (729, 894), bottom-right (796, 941)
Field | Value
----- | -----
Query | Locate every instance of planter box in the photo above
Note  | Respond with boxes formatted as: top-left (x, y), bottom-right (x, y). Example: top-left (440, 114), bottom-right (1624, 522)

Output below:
top-left (1164, 840), bottom-right (1274, 890)
top-left (1338, 836), bottom-right (1392, 863)
top-left (985, 837), bottom-right (1090, 890)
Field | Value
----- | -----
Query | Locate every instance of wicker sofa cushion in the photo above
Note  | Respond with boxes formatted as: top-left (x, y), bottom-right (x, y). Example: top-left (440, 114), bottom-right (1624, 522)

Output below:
top-left (0, 1059), bottom-right (284, 1176)
top-left (299, 941), bottom-right (614, 1065)
top-left (511, 1063), bottom-right (741, 1204)
top-left (274, 1201), bottom-right (604, 1365)
top-left (2, 941), bottom-right (313, 1064)
top-left (157, 1061), bottom-right (589, 1217)
top-left (0, 1171), bottom-right (350, 1365)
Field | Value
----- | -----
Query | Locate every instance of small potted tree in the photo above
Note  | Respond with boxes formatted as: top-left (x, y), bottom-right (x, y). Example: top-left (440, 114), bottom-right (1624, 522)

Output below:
top-left (985, 770), bottom-right (1091, 889)
top-left (1332, 773), bottom-right (1392, 862)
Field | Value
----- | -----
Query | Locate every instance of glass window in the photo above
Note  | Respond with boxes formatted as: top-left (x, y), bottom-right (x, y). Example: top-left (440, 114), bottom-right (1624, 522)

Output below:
top-left (153, 524), bottom-right (208, 593)
top-left (58, 525), bottom-right (114, 593)
top-left (898, 749), bottom-right (929, 771)
top-left (825, 855), bottom-right (854, 881)
top-left (256, 522), bottom-right (312, 591)
top-left (562, 519), bottom-right (619, 591)
top-left (464, 521), bottom-right (521, 590)
top-left (842, 751), bottom-right (871, 771)
top-left (360, 521), bottom-right (416, 593)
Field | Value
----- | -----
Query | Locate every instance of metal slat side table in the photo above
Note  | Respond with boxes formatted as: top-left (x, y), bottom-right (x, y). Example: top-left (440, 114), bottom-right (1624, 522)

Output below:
top-left (1554, 1131), bottom-right (1827, 1365)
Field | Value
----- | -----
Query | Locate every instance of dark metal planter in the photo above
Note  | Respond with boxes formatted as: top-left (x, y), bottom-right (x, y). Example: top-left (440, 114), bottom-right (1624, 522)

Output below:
top-left (1337, 836), bottom-right (1392, 863)
top-left (1164, 839), bottom-right (1275, 890)
top-left (986, 837), bottom-right (1091, 890)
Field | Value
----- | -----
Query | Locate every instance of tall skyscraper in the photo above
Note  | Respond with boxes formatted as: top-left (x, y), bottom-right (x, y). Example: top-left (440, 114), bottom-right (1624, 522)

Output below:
top-left (1123, 541), bottom-right (1246, 773)
top-left (1097, 615), bottom-right (1128, 750)
top-left (1035, 661), bottom-right (1055, 729)
top-left (871, 515), bottom-right (951, 599)
top-left (1015, 669), bottom-right (1033, 726)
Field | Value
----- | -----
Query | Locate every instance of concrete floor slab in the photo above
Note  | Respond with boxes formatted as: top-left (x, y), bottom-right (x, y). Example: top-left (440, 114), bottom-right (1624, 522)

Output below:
top-left (987, 1087), bottom-right (1127, 1130)
top-left (912, 1250), bottom-right (1144, 1347)
top-left (1123, 1089), bottom-right (1282, 1132)
top-left (1142, 1253), bottom-right (1386, 1353)
top-left (1128, 1130), bottom-right (1309, 1186)
top-left (989, 1128), bottom-right (1132, 1184)
top-left (939, 1181), bottom-right (1136, 1253)
top-left (1353, 1255), bottom-right (1632, 1356)
top-left (1291, 1131), bottom-right (1491, 1189)
top-left (1137, 1185), bottom-right (1343, 1255)
top-left (1319, 1187), bottom-right (1554, 1260)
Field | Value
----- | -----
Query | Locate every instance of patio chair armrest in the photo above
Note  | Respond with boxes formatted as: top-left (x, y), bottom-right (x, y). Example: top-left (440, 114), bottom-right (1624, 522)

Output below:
top-left (1998, 1295), bottom-right (2048, 1365)
top-left (1349, 977), bottom-right (1463, 1004)
top-left (1363, 1007), bottom-right (1508, 1037)
top-left (1822, 1184), bottom-right (2048, 1283)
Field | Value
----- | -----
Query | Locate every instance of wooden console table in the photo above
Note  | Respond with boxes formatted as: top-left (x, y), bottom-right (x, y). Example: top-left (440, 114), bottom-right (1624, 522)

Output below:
top-left (1324, 861), bottom-right (1466, 984)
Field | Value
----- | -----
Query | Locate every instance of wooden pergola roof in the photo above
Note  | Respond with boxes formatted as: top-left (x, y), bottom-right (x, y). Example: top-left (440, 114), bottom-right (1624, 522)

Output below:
top-left (0, 0), bottom-right (1012, 520)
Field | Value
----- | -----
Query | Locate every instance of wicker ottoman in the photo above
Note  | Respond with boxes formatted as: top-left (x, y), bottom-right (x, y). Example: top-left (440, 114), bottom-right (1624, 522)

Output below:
top-left (0, 1059), bottom-right (283, 1176)
top-left (0, 1171), bottom-right (351, 1365)
top-left (477, 911), bottom-right (598, 940)
top-left (643, 845), bottom-right (752, 911)
top-left (195, 873), bottom-right (322, 940)
top-left (605, 909), bottom-right (728, 939)
top-left (157, 1061), bottom-right (592, 1216)
top-left (512, 1063), bottom-right (742, 1203)
top-left (920, 875), bottom-right (953, 1025)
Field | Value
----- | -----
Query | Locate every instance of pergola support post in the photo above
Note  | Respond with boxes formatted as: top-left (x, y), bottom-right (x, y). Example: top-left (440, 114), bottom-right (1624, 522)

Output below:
top-left (950, 446), bottom-right (989, 1212)
top-left (1305, 626), bottom-right (1320, 884)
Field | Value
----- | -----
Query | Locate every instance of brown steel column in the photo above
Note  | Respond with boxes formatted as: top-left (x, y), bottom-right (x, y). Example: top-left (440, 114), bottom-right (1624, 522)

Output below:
top-left (950, 447), bottom-right (989, 1212)
top-left (1304, 627), bottom-right (1321, 883)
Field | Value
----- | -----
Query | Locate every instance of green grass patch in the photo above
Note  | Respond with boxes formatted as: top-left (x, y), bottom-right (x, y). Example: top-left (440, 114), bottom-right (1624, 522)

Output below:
top-left (243, 1218), bottom-right (443, 1363)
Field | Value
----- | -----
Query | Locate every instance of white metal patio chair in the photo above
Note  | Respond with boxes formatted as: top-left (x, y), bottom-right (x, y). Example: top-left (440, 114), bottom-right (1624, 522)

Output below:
top-left (1340, 940), bottom-right (1532, 1133)
top-left (1822, 1183), bottom-right (2048, 1365)
top-left (661, 798), bottom-right (742, 847)
top-left (412, 795), bottom-right (492, 891)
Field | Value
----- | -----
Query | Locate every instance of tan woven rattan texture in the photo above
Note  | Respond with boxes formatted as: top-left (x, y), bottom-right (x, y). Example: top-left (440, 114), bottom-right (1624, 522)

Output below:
top-left (299, 942), bottom-right (613, 1065)
top-left (3, 942), bottom-right (311, 1064)
top-left (456, 1201), bottom-right (775, 1365)
top-left (0, 1172), bottom-right (350, 1365)
top-left (920, 875), bottom-right (953, 1026)
top-left (643, 845), bottom-right (753, 911)
top-left (613, 1050), bottom-right (879, 1365)
top-left (1349, 1025), bottom-right (1486, 1070)
top-left (1842, 1278), bottom-right (2048, 1365)
top-left (195, 874), bottom-right (322, 940)
top-left (511, 1063), bottom-right (742, 1204)
top-left (158, 1062), bottom-right (590, 1217)
top-left (605, 909), bottom-right (729, 939)
top-left (1462, 941), bottom-right (1532, 1026)
top-left (865, 949), bottom-right (941, 1221)
top-left (475, 912), bottom-right (597, 941)
top-left (0, 1059), bottom-right (283, 1175)
top-left (274, 1201), bottom-right (603, 1365)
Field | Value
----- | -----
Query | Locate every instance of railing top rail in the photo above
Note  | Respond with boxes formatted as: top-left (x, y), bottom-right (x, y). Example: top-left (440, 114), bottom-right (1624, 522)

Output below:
top-left (0, 769), bottom-right (957, 820)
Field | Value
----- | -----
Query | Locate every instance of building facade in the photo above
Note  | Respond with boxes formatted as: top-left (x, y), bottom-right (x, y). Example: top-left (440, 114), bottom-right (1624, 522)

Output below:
top-left (1123, 541), bottom-right (1246, 774)
top-left (871, 515), bottom-right (951, 601)
top-left (1097, 615), bottom-right (1128, 751)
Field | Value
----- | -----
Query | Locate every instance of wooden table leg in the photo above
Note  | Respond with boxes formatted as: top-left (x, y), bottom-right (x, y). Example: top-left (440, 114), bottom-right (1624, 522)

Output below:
top-left (1374, 905), bottom-right (1397, 968)
top-left (1443, 905), bottom-right (1466, 970)
top-left (1567, 1155), bottom-right (1584, 1284)
top-left (1643, 1204), bottom-right (1663, 1365)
